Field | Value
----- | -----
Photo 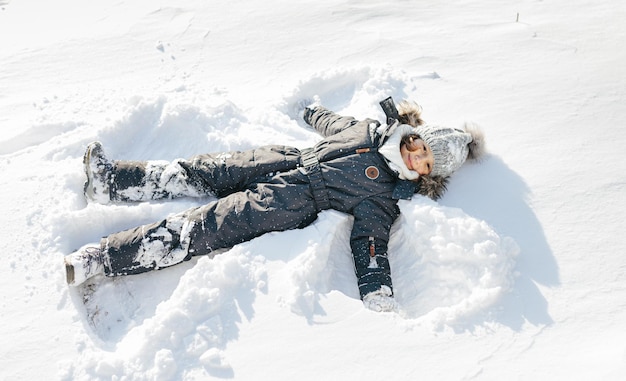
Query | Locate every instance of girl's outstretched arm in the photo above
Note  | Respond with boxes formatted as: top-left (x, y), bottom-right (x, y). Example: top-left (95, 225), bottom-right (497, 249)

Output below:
top-left (349, 196), bottom-right (400, 301)
top-left (303, 105), bottom-right (368, 137)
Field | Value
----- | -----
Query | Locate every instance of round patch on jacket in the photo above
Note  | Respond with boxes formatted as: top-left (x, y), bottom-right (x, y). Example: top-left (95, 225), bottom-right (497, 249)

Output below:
top-left (365, 166), bottom-right (380, 180)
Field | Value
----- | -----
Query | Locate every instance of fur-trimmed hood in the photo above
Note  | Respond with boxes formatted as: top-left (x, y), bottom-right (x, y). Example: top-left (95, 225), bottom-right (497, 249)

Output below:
top-left (416, 175), bottom-right (449, 201)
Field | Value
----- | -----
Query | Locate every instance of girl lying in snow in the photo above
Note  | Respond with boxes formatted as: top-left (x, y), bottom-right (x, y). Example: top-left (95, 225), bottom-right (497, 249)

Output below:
top-left (64, 98), bottom-right (485, 312)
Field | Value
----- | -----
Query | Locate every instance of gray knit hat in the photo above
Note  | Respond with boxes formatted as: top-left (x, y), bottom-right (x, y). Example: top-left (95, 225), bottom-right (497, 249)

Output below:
top-left (413, 123), bottom-right (486, 177)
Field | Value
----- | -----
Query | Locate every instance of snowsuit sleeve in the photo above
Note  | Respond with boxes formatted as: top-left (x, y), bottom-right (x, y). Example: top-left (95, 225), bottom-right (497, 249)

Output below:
top-left (350, 196), bottom-right (400, 299)
top-left (304, 106), bottom-right (364, 137)
top-left (304, 104), bottom-right (400, 299)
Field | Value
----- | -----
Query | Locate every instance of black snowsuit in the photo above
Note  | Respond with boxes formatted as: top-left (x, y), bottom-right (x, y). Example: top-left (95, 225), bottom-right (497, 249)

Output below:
top-left (101, 106), bottom-right (419, 299)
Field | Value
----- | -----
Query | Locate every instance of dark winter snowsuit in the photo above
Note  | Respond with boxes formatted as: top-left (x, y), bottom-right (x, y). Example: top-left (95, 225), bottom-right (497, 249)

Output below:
top-left (101, 107), bottom-right (419, 299)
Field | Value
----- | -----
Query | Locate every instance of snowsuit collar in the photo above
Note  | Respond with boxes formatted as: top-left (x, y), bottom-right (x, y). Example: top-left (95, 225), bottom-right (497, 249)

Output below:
top-left (378, 123), bottom-right (420, 181)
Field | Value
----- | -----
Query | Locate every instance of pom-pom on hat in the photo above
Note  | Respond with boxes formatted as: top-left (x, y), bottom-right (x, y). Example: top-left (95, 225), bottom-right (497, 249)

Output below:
top-left (413, 122), bottom-right (486, 177)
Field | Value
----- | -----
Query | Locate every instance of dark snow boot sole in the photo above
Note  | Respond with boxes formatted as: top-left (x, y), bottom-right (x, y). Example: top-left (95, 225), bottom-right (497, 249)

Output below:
top-left (65, 256), bottom-right (75, 285)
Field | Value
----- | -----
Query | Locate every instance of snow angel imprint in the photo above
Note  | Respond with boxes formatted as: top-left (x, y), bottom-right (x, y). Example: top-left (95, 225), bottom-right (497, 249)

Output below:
top-left (64, 97), bottom-right (485, 312)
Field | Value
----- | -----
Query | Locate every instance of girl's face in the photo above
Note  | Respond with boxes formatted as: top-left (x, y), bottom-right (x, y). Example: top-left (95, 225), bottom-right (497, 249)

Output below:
top-left (400, 138), bottom-right (434, 176)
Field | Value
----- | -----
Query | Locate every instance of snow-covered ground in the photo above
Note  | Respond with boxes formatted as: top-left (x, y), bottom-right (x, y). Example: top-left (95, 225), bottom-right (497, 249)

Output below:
top-left (1, 0), bottom-right (625, 380)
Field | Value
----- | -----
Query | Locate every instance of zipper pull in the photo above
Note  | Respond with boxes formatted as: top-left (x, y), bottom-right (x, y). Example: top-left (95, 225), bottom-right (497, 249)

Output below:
top-left (369, 236), bottom-right (375, 257)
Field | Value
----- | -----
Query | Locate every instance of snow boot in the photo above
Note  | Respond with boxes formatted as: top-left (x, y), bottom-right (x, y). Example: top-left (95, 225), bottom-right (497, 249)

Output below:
top-left (83, 141), bottom-right (113, 204)
top-left (64, 246), bottom-right (105, 286)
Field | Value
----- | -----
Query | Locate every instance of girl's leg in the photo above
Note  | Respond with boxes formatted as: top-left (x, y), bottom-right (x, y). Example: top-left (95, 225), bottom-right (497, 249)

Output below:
top-left (84, 142), bottom-right (302, 203)
top-left (83, 142), bottom-right (201, 203)
top-left (102, 172), bottom-right (317, 277)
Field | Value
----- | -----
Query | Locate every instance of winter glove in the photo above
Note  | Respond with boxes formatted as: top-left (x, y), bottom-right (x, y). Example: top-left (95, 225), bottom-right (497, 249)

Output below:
top-left (362, 285), bottom-right (397, 312)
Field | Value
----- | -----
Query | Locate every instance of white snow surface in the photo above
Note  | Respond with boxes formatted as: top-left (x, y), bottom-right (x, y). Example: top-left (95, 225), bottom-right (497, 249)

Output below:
top-left (1, 0), bottom-right (625, 380)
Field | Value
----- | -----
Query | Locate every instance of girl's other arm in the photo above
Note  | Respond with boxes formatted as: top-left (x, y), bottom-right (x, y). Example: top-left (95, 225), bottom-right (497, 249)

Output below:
top-left (303, 106), bottom-right (359, 137)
